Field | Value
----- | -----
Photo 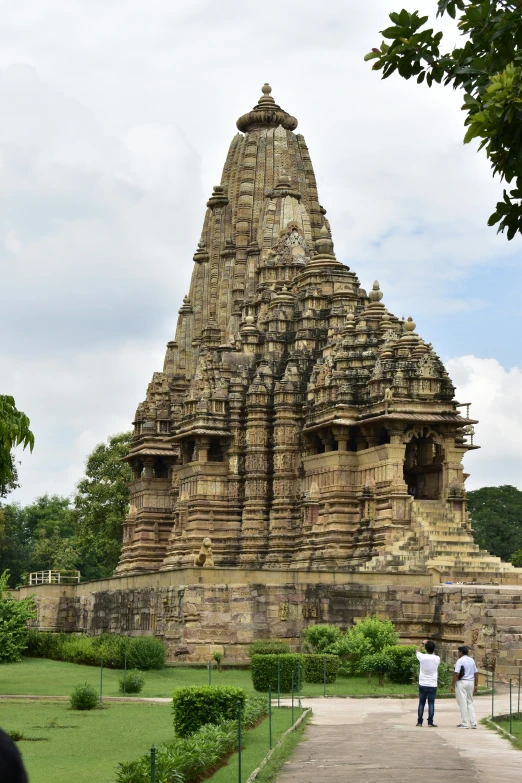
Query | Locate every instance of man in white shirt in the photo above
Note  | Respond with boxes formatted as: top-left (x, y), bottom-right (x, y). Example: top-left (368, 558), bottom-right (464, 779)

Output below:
top-left (416, 639), bottom-right (440, 727)
top-left (450, 645), bottom-right (479, 728)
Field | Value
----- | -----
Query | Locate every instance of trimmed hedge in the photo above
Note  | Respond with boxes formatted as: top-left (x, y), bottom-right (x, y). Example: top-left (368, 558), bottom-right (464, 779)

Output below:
top-left (302, 654), bottom-right (339, 684)
top-left (172, 685), bottom-right (247, 737)
top-left (251, 653), bottom-right (302, 692)
top-left (25, 631), bottom-right (166, 670)
top-left (248, 639), bottom-right (290, 656)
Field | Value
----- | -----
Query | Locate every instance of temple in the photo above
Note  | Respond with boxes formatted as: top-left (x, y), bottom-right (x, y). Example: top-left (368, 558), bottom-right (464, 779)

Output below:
top-left (115, 84), bottom-right (516, 582)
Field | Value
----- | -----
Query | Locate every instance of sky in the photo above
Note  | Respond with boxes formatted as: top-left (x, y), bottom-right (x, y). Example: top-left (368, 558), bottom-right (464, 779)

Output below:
top-left (2, 0), bottom-right (521, 505)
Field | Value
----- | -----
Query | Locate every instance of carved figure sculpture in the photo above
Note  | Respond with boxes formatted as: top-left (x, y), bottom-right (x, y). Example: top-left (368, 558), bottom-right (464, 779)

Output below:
top-left (194, 538), bottom-right (214, 568)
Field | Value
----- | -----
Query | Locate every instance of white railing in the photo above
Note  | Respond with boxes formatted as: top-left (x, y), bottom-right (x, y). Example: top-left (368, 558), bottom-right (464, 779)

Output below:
top-left (28, 570), bottom-right (81, 585)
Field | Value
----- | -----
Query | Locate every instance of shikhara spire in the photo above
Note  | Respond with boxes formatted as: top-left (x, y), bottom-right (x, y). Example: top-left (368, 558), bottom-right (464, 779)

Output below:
top-left (115, 85), bottom-right (515, 582)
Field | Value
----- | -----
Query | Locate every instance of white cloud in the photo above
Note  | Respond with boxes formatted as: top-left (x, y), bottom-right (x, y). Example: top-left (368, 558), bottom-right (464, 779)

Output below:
top-left (447, 356), bottom-right (522, 490)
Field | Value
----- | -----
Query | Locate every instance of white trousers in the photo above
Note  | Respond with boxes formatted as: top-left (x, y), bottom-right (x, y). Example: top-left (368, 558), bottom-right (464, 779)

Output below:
top-left (456, 680), bottom-right (477, 727)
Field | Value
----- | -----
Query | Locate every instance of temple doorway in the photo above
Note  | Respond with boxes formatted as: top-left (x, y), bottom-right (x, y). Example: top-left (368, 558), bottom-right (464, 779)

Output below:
top-left (403, 432), bottom-right (444, 500)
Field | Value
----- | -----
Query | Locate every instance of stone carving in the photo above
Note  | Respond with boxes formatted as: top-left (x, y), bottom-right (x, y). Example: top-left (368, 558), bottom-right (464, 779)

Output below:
top-left (194, 538), bottom-right (215, 568)
top-left (279, 602), bottom-right (290, 621)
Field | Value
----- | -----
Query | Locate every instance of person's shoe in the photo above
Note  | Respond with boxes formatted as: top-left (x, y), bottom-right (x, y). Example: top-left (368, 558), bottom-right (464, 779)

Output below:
top-left (416, 722), bottom-right (422, 727)
top-left (471, 725), bottom-right (478, 729)
top-left (428, 724), bottom-right (437, 727)
top-left (456, 724), bottom-right (469, 728)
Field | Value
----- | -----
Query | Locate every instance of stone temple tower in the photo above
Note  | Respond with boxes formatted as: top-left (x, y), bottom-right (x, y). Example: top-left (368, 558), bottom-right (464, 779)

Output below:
top-left (115, 85), bottom-right (515, 580)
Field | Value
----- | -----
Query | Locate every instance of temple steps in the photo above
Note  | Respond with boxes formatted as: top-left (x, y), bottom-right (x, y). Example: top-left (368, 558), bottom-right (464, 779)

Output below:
top-left (357, 499), bottom-right (519, 576)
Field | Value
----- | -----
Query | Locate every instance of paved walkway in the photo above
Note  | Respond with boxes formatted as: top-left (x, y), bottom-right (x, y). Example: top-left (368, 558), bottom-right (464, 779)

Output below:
top-left (278, 693), bottom-right (522, 783)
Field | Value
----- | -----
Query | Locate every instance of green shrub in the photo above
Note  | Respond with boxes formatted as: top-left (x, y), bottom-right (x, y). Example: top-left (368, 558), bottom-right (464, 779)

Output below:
top-left (248, 639), bottom-right (290, 656)
top-left (0, 570), bottom-right (36, 663)
top-left (336, 617), bottom-right (399, 674)
top-left (212, 651), bottom-right (223, 670)
top-left (127, 637), bottom-right (166, 670)
top-left (172, 685), bottom-right (246, 737)
top-left (301, 624), bottom-right (341, 654)
top-left (361, 651), bottom-right (393, 685)
top-left (301, 653), bottom-right (339, 684)
top-left (26, 629), bottom-right (66, 659)
top-left (118, 697), bottom-right (266, 783)
top-left (119, 670), bottom-right (144, 694)
top-left (70, 684), bottom-right (99, 710)
top-left (117, 720), bottom-right (237, 783)
top-left (385, 645), bottom-right (417, 684)
top-left (250, 653), bottom-right (302, 692)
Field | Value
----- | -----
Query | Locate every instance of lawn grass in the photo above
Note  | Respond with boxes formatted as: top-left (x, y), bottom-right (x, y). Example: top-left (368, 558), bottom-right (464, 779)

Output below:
top-left (1, 658), bottom-right (428, 699)
top-left (0, 699), bottom-right (173, 783)
top-left (495, 717), bottom-right (522, 750)
top-left (207, 707), bottom-right (304, 783)
top-left (253, 710), bottom-right (311, 783)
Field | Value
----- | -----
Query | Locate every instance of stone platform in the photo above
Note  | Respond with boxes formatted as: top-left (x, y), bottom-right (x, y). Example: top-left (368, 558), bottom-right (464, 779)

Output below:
top-left (17, 567), bottom-right (522, 676)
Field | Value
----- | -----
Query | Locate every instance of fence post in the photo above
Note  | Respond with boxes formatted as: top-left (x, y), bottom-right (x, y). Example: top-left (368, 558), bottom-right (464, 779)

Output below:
top-left (491, 671), bottom-right (494, 719)
top-left (238, 700), bottom-right (242, 783)
top-left (518, 667), bottom-right (521, 719)
top-left (323, 655), bottom-right (327, 698)
top-left (268, 686), bottom-right (272, 750)
top-left (291, 671), bottom-right (294, 725)
top-left (510, 679), bottom-right (513, 735)
top-left (100, 657), bottom-right (103, 705)
top-left (150, 746), bottom-right (156, 783)
top-left (123, 653), bottom-right (127, 696)
top-left (517, 666), bottom-right (521, 720)
top-left (277, 661), bottom-right (281, 708)
top-left (298, 660), bottom-right (301, 707)
top-left (208, 660), bottom-right (212, 686)
top-left (485, 653), bottom-right (489, 689)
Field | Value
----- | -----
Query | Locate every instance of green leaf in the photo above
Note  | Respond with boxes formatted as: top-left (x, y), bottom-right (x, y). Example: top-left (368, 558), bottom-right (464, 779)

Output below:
top-left (381, 25), bottom-right (405, 38)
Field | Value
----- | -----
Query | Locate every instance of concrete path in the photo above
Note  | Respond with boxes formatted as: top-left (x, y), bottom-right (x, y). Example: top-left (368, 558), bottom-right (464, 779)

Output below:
top-left (278, 693), bottom-right (522, 783)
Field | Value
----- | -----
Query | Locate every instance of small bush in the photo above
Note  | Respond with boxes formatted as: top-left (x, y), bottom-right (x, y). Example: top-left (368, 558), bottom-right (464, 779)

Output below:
top-left (251, 653), bottom-right (302, 692)
top-left (248, 639), bottom-right (290, 656)
top-left (361, 651), bottom-right (392, 685)
top-left (385, 645), bottom-right (417, 684)
top-left (337, 617), bottom-right (399, 674)
top-left (119, 670), bottom-right (144, 694)
top-left (172, 685), bottom-right (246, 737)
top-left (70, 684), bottom-right (99, 711)
top-left (302, 654), bottom-right (339, 684)
top-left (301, 624), bottom-right (341, 654)
top-left (212, 651), bottom-right (223, 670)
top-left (127, 637), bottom-right (166, 670)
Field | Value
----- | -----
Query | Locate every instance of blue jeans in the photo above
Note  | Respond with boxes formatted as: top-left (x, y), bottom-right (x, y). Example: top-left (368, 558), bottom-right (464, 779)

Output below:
top-left (418, 685), bottom-right (437, 725)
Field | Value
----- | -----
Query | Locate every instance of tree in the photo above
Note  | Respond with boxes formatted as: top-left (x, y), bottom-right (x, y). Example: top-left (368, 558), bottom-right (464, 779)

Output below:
top-left (365, 2), bottom-right (522, 239)
top-left (72, 432), bottom-right (132, 579)
top-left (467, 485), bottom-right (522, 561)
top-left (0, 495), bottom-right (77, 586)
top-left (0, 569), bottom-right (36, 662)
top-left (0, 395), bottom-right (34, 496)
top-left (335, 616), bottom-right (399, 674)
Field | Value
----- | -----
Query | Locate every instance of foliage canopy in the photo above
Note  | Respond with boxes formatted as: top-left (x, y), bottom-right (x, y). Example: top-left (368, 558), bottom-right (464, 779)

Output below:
top-left (0, 569), bottom-right (36, 662)
top-left (467, 484), bottom-right (522, 561)
top-left (0, 395), bottom-right (34, 497)
top-left (365, 1), bottom-right (522, 239)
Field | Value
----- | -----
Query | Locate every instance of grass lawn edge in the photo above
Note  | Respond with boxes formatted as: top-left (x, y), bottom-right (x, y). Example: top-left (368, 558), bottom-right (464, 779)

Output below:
top-left (481, 716), bottom-right (522, 750)
top-left (245, 709), bottom-right (312, 783)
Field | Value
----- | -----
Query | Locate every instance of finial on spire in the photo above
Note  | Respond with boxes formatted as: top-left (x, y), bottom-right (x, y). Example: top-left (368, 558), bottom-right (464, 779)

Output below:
top-left (236, 84), bottom-right (298, 133)
top-left (369, 280), bottom-right (383, 302)
top-left (404, 316), bottom-right (416, 332)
